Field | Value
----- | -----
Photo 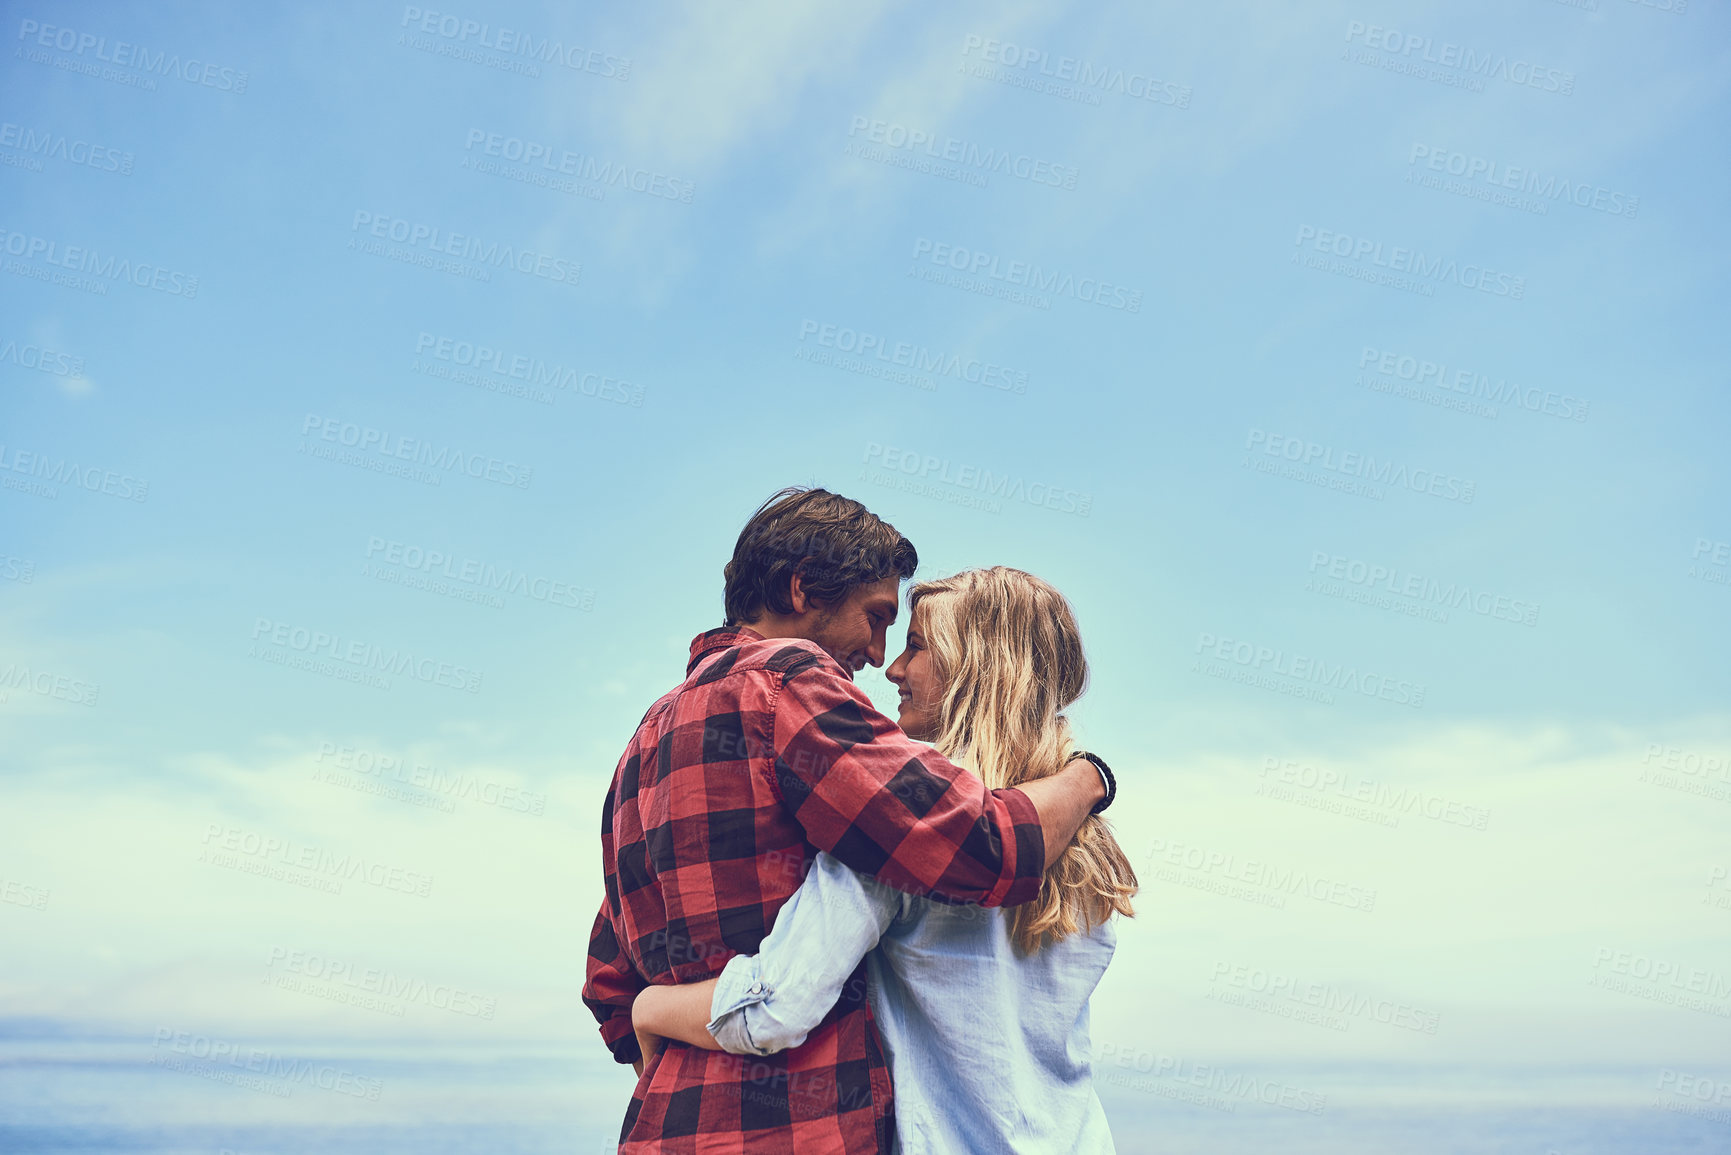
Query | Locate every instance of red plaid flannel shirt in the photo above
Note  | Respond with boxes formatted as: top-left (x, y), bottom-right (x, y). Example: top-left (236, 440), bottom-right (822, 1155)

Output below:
top-left (584, 626), bottom-right (1048, 1153)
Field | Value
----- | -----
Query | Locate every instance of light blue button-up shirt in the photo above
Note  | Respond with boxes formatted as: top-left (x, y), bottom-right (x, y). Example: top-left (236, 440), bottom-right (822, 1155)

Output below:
top-left (708, 851), bottom-right (1118, 1154)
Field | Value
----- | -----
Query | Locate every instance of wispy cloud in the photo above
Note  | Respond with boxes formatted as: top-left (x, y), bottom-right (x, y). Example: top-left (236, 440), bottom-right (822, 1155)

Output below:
top-left (612, 0), bottom-right (912, 176)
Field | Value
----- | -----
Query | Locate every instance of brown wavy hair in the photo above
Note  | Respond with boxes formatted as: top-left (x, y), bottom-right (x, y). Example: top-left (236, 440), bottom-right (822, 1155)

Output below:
top-left (910, 567), bottom-right (1137, 953)
top-left (722, 487), bottom-right (918, 627)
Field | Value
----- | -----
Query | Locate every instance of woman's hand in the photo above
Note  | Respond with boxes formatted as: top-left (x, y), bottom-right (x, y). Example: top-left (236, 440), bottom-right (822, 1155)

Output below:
top-left (632, 981), bottom-right (726, 1055)
top-left (632, 989), bottom-right (669, 1076)
top-left (633, 1022), bottom-right (665, 1074)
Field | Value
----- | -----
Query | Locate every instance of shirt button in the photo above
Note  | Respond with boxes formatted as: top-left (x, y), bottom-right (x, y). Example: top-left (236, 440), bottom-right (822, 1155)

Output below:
top-left (748, 982), bottom-right (765, 995)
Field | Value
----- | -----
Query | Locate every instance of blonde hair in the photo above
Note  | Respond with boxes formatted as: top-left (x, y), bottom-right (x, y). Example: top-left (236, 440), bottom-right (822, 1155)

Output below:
top-left (910, 567), bottom-right (1137, 953)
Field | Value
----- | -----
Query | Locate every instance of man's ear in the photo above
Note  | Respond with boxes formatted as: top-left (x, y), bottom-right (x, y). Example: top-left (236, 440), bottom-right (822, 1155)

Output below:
top-left (787, 569), bottom-right (811, 615)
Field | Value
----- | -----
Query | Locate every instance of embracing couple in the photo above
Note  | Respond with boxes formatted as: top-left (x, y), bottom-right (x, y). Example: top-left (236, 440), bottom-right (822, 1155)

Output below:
top-left (583, 488), bottom-right (1136, 1154)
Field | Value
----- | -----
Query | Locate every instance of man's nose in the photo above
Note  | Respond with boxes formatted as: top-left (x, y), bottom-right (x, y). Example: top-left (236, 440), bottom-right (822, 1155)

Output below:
top-left (863, 633), bottom-right (887, 668)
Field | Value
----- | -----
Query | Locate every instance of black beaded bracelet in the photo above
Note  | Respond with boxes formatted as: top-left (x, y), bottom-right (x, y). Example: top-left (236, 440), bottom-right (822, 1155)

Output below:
top-left (1071, 751), bottom-right (1116, 814)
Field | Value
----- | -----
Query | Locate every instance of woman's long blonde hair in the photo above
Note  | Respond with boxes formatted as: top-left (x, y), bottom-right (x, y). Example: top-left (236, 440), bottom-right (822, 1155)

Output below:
top-left (911, 567), bottom-right (1137, 953)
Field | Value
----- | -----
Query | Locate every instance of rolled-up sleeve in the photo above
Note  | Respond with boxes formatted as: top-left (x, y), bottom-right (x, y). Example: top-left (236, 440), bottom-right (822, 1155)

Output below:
top-left (582, 898), bottom-right (646, 1065)
top-left (706, 852), bottom-right (903, 1055)
top-left (707, 954), bottom-right (779, 1055)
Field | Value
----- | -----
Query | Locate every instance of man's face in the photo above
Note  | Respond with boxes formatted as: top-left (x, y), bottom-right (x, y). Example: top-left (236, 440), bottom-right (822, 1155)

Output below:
top-left (807, 576), bottom-right (900, 675)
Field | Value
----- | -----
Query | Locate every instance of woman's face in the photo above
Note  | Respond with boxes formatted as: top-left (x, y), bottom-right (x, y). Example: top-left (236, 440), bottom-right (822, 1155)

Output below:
top-left (885, 604), bottom-right (942, 741)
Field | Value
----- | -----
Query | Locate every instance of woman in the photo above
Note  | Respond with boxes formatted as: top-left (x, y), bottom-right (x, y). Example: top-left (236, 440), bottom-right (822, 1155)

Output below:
top-left (632, 567), bottom-right (1137, 1153)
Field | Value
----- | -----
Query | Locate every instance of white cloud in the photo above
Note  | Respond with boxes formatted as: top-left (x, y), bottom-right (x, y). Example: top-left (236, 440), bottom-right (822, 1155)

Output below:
top-left (1093, 718), bottom-right (1731, 1064)
top-left (3, 717), bottom-right (1726, 1064)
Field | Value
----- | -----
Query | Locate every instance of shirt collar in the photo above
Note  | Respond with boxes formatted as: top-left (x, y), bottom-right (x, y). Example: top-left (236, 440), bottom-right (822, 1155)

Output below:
top-left (687, 625), bottom-right (764, 674)
top-left (685, 626), bottom-right (854, 681)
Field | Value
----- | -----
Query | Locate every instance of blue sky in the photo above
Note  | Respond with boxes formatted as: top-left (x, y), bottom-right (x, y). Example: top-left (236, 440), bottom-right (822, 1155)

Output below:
top-left (3, 0), bottom-right (1729, 1113)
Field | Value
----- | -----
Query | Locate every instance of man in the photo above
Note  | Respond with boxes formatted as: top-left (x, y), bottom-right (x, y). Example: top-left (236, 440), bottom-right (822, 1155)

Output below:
top-left (583, 487), bottom-right (1113, 1153)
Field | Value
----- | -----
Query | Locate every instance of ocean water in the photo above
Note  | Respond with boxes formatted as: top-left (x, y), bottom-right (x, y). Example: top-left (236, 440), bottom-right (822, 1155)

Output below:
top-left (0, 1036), bottom-right (1724, 1154)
